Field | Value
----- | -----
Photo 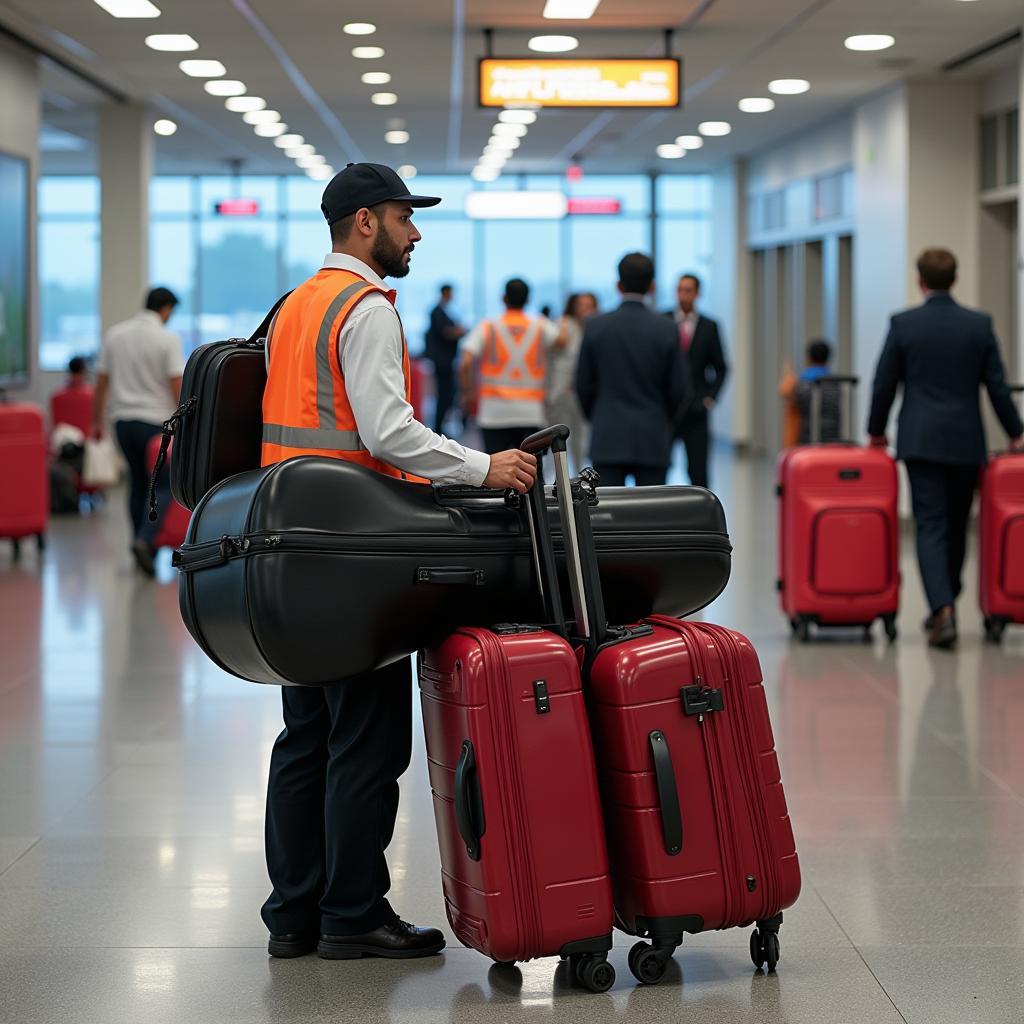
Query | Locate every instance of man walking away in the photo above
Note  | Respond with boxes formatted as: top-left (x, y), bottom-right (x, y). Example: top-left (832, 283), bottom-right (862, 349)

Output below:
top-left (868, 248), bottom-right (1023, 649)
top-left (424, 283), bottom-right (466, 434)
top-left (668, 273), bottom-right (728, 488)
top-left (459, 278), bottom-right (559, 455)
top-left (91, 287), bottom-right (184, 576)
top-left (576, 253), bottom-right (691, 486)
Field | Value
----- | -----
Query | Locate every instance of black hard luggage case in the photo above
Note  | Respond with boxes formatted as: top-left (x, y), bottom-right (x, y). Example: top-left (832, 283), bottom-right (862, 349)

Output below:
top-left (176, 457), bottom-right (732, 686)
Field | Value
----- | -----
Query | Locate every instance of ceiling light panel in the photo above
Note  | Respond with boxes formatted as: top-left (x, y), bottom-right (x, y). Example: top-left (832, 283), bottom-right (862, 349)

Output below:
top-left (225, 95), bottom-right (265, 112)
top-left (676, 135), bottom-right (703, 149)
top-left (275, 134), bottom-right (304, 148)
top-left (309, 167), bottom-right (333, 180)
top-left (352, 46), bottom-right (385, 59)
top-left (371, 93), bottom-right (398, 106)
top-left (385, 130), bottom-right (410, 144)
top-left (254, 123), bottom-right (286, 137)
top-left (528, 35), bottom-right (579, 53)
top-left (656, 143), bottom-right (684, 159)
top-left (472, 168), bottom-right (500, 182)
top-left (698, 121), bottom-right (732, 136)
top-left (499, 109), bottom-right (537, 125)
top-left (204, 79), bottom-right (246, 96)
top-left (286, 144), bottom-right (315, 157)
top-left (361, 72), bottom-right (391, 85)
top-left (243, 109), bottom-right (281, 124)
top-left (145, 34), bottom-right (198, 51)
top-left (844, 34), bottom-right (895, 51)
top-left (769, 79), bottom-right (810, 95)
top-left (295, 155), bottom-right (324, 168)
top-left (738, 97), bottom-right (775, 113)
top-left (92, 0), bottom-right (160, 17)
top-left (153, 118), bottom-right (177, 136)
top-left (398, 165), bottom-right (417, 180)
top-left (179, 59), bottom-right (226, 77)
top-left (493, 122), bottom-right (528, 137)
top-left (543, 0), bottom-right (600, 17)
top-left (343, 22), bottom-right (375, 34)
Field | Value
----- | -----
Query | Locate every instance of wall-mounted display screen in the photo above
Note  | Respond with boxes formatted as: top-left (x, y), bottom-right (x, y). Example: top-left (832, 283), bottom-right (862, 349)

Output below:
top-left (479, 58), bottom-right (681, 109)
top-left (0, 151), bottom-right (29, 388)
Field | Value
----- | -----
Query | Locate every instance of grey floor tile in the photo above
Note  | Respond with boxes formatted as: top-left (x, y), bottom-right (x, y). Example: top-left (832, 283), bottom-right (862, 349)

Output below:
top-left (0, 836), bottom-right (38, 875)
top-left (859, 945), bottom-right (1024, 1024)
top-left (45, 797), bottom-right (268, 838)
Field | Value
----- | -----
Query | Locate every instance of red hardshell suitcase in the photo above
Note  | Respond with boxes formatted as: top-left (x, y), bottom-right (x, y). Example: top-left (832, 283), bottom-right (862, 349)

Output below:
top-left (146, 435), bottom-right (191, 553)
top-left (0, 402), bottom-right (48, 557)
top-left (418, 426), bottom-right (616, 992)
top-left (978, 391), bottom-right (1024, 643)
top-left (776, 375), bottom-right (899, 641)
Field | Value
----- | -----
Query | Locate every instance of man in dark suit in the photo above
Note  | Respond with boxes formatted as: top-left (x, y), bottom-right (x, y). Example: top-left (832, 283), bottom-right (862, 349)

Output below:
top-left (667, 273), bottom-right (728, 488)
top-left (576, 253), bottom-right (691, 486)
top-left (868, 247), bottom-right (1023, 649)
top-left (424, 283), bottom-right (466, 434)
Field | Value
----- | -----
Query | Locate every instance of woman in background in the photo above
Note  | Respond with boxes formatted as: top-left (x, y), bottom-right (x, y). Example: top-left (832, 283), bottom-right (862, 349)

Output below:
top-left (548, 292), bottom-right (598, 471)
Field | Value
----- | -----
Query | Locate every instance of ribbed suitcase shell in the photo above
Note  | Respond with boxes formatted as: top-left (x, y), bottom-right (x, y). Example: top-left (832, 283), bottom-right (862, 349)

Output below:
top-left (419, 627), bottom-right (613, 965)
top-left (979, 453), bottom-right (1024, 626)
top-left (0, 403), bottom-right (48, 542)
top-left (777, 444), bottom-right (899, 627)
top-left (587, 617), bottom-right (800, 942)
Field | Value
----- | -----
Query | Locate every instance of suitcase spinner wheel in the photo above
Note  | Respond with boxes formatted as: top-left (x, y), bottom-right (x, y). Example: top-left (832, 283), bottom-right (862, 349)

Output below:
top-left (984, 616), bottom-right (1009, 644)
top-left (749, 913), bottom-right (784, 973)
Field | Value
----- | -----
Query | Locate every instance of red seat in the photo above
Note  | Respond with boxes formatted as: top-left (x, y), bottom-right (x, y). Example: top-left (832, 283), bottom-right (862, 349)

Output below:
top-left (50, 385), bottom-right (94, 437)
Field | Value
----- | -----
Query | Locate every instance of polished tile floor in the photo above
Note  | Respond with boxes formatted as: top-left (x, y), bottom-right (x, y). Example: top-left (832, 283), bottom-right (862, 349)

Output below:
top-left (2, 447), bottom-right (1023, 1024)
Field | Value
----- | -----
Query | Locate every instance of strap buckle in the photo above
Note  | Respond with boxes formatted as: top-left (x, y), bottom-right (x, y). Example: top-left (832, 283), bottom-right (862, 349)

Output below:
top-left (680, 681), bottom-right (724, 717)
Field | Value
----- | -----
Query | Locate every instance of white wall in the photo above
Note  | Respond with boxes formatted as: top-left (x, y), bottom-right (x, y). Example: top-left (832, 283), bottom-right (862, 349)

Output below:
top-left (747, 112), bottom-right (854, 194)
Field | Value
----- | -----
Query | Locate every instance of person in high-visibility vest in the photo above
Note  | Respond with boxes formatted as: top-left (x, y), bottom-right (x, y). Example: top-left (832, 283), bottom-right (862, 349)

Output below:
top-left (458, 278), bottom-right (561, 455)
top-left (259, 163), bottom-right (537, 964)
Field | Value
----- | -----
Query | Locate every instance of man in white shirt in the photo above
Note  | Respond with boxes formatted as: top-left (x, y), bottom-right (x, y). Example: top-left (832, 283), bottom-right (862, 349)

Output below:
top-left (91, 287), bottom-right (184, 575)
top-left (259, 163), bottom-right (537, 965)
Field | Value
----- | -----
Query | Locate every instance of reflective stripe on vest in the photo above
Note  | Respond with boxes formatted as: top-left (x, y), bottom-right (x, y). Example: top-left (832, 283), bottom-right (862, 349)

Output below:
top-left (479, 316), bottom-right (545, 402)
top-left (261, 423), bottom-right (365, 452)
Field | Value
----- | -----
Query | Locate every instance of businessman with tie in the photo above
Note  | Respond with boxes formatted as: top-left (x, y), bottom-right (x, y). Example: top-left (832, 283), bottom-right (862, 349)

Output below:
top-left (868, 248), bottom-right (1023, 649)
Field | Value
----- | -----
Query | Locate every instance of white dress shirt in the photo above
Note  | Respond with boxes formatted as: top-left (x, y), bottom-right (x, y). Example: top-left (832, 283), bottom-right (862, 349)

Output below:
top-left (285, 254), bottom-right (490, 486)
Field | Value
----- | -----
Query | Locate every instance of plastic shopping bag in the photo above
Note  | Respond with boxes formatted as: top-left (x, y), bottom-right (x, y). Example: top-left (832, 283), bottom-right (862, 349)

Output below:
top-left (82, 437), bottom-right (121, 488)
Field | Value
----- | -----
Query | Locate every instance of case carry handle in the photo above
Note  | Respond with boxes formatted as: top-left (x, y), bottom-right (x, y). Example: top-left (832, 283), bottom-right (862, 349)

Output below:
top-left (649, 730), bottom-right (682, 857)
top-left (454, 740), bottom-right (485, 861)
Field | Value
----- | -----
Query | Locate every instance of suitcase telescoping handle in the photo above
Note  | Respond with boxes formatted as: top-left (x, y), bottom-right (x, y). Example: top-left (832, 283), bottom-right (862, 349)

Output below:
top-left (520, 425), bottom-right (589, 640)
top-left (809, 374), bottom-right (858, 445)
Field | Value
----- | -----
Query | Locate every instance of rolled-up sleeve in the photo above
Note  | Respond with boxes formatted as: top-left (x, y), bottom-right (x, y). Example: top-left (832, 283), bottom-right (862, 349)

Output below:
top-left (341, 303), bottom-right (490, 485)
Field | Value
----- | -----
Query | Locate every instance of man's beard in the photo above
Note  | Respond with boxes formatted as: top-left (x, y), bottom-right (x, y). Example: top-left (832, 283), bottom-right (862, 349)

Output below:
top-left (371, 223), bottom-right (411, 279)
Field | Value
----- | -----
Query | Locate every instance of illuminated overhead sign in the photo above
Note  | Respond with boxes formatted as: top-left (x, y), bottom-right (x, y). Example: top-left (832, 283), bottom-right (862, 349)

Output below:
top-left (479, 58), bottom-right (681, 109)
top-left (465, 192), bottom-right (623, 219)
top-left (567, 197), bottom-right (621, 215)
top-left (215, 198), bottom-right (260, 216)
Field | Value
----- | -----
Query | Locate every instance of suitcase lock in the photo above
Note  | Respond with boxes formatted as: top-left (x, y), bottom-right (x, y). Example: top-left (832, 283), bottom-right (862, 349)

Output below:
top-left (680, 682), bottom-right (724, 718)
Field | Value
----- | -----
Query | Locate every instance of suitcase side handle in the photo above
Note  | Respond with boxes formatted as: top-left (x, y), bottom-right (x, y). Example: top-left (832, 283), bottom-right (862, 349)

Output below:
top-left (455, 740), bottom-right (486, 862)
top-left (649, 731), bottom-right (682, 857)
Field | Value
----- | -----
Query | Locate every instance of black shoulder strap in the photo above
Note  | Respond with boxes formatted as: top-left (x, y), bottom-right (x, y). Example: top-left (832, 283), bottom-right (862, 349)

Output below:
top-left (248, 292), bottom-right (292, 345)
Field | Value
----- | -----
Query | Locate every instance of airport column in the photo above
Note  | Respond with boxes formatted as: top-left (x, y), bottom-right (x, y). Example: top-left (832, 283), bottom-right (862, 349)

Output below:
top-left (98, 104), bottom-right (153, 333)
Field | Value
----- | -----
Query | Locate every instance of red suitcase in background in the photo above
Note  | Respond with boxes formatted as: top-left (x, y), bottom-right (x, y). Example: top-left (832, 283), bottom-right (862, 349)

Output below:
top-left (145, 435), bottom-right (190, 553)
top-left (0, 402), bottom-right (48, 559)
top-left (418, 427), bottom-right (616, 992)
top-left (561, 459), bottom-right (799, 985)
top-left (776, 375), bottom-right (900, 642)
top-left (979, 386), bottom-right (1024, 644)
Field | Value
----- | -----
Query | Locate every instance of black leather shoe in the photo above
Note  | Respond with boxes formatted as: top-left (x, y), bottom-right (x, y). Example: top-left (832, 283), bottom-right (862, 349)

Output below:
top-left (318, 919), bottom-right (446, 960)
top-left (131, 539), bottom-right (156, 577)
top-left (268, 933), bottom-right (318, 958)
top-left (927, 607), bottom-right (957, 650)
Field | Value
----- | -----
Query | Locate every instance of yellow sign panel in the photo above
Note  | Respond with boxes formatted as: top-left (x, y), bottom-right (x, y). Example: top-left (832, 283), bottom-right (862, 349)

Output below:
top-left (479, 58), bottom-right (681, 109)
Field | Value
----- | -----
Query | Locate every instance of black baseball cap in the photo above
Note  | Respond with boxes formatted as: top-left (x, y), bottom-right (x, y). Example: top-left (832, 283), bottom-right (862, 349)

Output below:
top-left (321, 162), bottom-right (441, 225)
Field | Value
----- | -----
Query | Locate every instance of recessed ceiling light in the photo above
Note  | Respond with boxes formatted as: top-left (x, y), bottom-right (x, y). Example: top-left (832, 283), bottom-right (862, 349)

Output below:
top-left (308, 166), bottom-right (333, 180)
top-left (676, 134), bottom-right (703, 149)
top-left (487, 137), bottom-right (520, 151)
top-left (343, 22), bottom-right (376, 34)
top-left (153, 118), bottom-right (177, 136)
top-left (255, 122), bottom-right (287, 137)
top-left (493, 122), bottom-right (528, 138)
top-left (472, 166), bottom-right (500, 181)
top-left (371, 92), bottom-right (398, 106)
top-left (179, 59), bottom-right (226, 78)
top-left (361, 72), bottom-right (391, 85)
top-left (243, 109), bottom-right (281, 125)
top-left (92, 0), bottom-right (160, 17)
top-left (480, 156), bottom-right (508, 169)
top-left (204, 79), bottom-right (246, 96)
top-left (384, 130), bottom-right (410, 144)
top-left (286, 144), bottom-right (315, 158)
top-left (352, 46), bottom-right (385, 59)
top-left (225, 95), bottom-right (265, 112)
top-left (543, 0), bottom-right (600, 17)
top-left (656, 143), bottom-right (684, 159)
top-left (769, 78), bottom-right (810, 95)
top-left (738, 97), bottom-right (775, 113)
top-left (528, 34), bottom-right (579, 53)
top-left (698, 120), bottom-right (732, 136)
top-left (398, 165), bottom-right (417, 180)
top-left (844, 34), bottom-right (895, 52)
top-left (145, 34), bottom-right (198, 51)
top-left (499, 109), bottom-right (537, 125)
top-left (275, 134), bottom-right (304, 149)
top-left (295, 155), bottom-right (325, 168)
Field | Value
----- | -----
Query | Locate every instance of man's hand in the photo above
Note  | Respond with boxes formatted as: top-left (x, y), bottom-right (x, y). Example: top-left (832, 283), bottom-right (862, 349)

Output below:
top-left (869, 435), bottom-right (888, 449)
top-left (483, 450), bottom-right (537, 494)
top-left (1010, 435), bottom-right (1024, 453)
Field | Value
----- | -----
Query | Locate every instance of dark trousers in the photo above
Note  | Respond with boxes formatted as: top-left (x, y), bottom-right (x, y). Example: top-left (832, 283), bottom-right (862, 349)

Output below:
top-left (113, 419), bottom-right (165, 547)
top-left (432, 359), bottom-right (457, 434)
top-left (680, 408), bottom-right (710, 488)
top-left (482, 426), bottom-right (541, 456)
top-left (261, 657), bottom-right (413, 936)
top-left (592, 463), bottom-right (667, 487)
top-left (905, 459), bottom-right (979, 614)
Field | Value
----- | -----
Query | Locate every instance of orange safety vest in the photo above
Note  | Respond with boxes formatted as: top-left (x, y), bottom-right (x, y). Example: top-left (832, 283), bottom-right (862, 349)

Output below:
top-left (261, 268), bottom-right (425, 482)
top-left (478, 311), bottom-right (546, 404)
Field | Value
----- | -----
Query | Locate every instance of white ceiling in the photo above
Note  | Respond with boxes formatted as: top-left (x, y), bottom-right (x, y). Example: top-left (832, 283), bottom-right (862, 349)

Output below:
top-left (2, 0), bottom-right (1022, 176)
